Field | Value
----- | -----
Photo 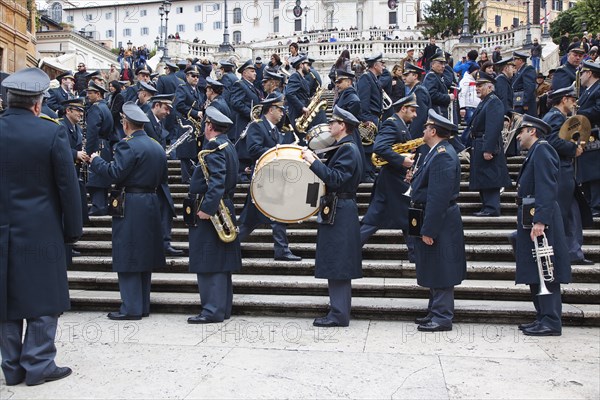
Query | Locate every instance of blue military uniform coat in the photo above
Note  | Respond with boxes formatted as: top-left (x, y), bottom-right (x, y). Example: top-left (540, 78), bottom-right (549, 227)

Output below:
top-left (495, 73), bottom-right (513, 115)
top-left (220, 71), bottom-right (239, 103)
top-left (362, 115), bottom-right (411, 228)
top-left (284, 71), bottom-right (310, 130)
top-left (334, 86), bottom-right (367, 170)
top-left (468, 93), bottom-right (512, 190)
top-left (156, 72), bottom-right (182, 132)
top-left (514, 140), bottom-right (570, 284)
top-left (90, 130), bottom-right (167, 272)
top-left (551, 62), bottom-right (577, 90)
top-left (188, 135), bottom-right (242, 273)
top-left (357, 71), bottom-right (383, 125)
top-left (47, 87), bottom-right (75, 115)
top-left (423, 71), bottom-right (451, 119)
top-left (0, 108), bottom-right (83, 320)
top-left (512, 64), bottom-right (537, 116)
top-left (577, 80), bottom-right (600, 183)
top-left (123, 82), bottom-right (142, 102)
top-left (174, 82), bottom-right (204, 159)
top-left (408, 84), bottom-right (432, 139)
top-left (59, 116), bottom-right (83, 161)
top-left (410, 141), bottom-right (466, 288)
top-left (86, 100), bottom-right (115, 189)
top-left (309, 135), bottom-right (363, 280)
top-left (231, 78), bottom-right (263, 160)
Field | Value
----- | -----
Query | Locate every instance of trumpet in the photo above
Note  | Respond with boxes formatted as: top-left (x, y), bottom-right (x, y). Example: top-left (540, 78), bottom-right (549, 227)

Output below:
top-left (532, 232), bottom-right (555, 296)
top-left (372, 138), bottom-right (425, 167)
top-left (382, 90), bottom-right (393, 111)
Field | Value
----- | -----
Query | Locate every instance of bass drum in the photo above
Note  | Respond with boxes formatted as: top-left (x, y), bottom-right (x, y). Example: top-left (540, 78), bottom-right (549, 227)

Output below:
top-left (306, 123), bottom-right (335, 150)
top-left (251, 145), bottom-right (326, 223)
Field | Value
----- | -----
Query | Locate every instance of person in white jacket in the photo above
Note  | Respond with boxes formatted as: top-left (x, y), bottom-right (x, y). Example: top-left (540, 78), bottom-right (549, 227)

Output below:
top-left (458, 63), bottom-right (481, 125)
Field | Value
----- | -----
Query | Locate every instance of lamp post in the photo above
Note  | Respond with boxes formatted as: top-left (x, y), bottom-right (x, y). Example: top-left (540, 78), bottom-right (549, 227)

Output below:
top-left (303, 5), bottom-right (309, 33)
top-left (542, 0), bottom-right (549, 38)
top-left (158, 5), bottom-right (165, 51)
top-left (163, 0), bottom-right (171, 61)
top-left (582, 22), bottom-right (587, 33)
top-left (219, 0), bottom-right (234, 53)
top-left (524, 0), bottom-right (532, 47)
top-left (459, 0), bottom-right (472, 43)
top-left (155, 36), bottom-right (160, 52)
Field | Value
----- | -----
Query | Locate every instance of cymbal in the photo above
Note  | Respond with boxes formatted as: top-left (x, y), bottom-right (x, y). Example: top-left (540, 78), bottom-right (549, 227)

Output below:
top-left (559, 115), bottom-right (591, 144)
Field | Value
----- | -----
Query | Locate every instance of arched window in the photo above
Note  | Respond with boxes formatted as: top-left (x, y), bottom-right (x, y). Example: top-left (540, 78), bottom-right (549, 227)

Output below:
top-left (50, 2), bottom-right (63, 22)
top-left (233, 7), bottom-right (242, 24)
top-left (233, 31), bottom-right (242, 44)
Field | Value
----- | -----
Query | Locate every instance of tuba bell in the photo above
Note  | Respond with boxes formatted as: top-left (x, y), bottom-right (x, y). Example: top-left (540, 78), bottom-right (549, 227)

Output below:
top-left (382, 89), bottom-right (393, 111)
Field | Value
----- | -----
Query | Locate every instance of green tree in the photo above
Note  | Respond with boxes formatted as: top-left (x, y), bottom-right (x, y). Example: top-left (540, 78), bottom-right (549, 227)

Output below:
top-left (549, 0), bottom-right (600, 41)
top-left (423, 0), bottom-right (483, 39)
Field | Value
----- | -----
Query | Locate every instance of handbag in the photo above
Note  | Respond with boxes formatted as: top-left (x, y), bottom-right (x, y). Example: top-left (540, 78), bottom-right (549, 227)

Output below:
top-left (183, 197), bottom-right (199, 227)
top-left (108, 188), bottom-right (125, 218)
top-left (513, 90), bottom-right (524, 107)
top-left (408, 207), bottom-right (424, 237)
top-left (520, 197), bottom-right (535, 229)
top-left (318, 193), bottom-right (338, 225)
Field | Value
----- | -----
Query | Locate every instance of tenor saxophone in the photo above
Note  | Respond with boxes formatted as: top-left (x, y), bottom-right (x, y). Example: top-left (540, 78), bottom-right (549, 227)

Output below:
top-left (371, 138), bottom-right (425, 167)
top-left (295, 85), bottom-right (328, 134)
top-left (196, 142), bottom-right (239, 243)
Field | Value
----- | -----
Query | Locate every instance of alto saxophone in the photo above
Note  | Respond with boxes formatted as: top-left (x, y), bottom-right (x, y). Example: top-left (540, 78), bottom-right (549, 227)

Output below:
top-left (295, 85), bottom-right (328, 134)
top-left (371, 138), bottom-right (425, 167)
top-left (196, 142), bottom-right (239, 243)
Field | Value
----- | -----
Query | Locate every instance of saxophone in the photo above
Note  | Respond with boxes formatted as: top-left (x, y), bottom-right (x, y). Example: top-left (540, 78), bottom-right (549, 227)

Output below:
top-left (196, 142), bottom-right (239, 243)
top-left (371, 138), bottom-right (425, 167)
top-left (295, 85), bottom-right (328, 134)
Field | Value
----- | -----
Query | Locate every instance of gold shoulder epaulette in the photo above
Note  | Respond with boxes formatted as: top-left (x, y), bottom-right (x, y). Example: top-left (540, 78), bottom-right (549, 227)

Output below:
top-left (208, 137), bottom-right (217, 142)
top-left (40, 114), bottom-right (59, 124)
top-left (387, 116), bottom-right (396, 121)
top-left (437, 146), bottom-right (446, 153)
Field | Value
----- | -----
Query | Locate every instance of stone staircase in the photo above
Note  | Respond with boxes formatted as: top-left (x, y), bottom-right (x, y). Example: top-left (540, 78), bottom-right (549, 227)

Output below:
top-left (69, 153), bottom-right (600, 326)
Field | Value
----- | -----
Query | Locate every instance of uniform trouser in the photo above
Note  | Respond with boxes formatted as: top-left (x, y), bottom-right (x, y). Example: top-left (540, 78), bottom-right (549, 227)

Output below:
top-left (479, 188), bottom-right (501, 215)
top-left (78, 179), bottom-right (89, 223)
top-left (425, 287), bottom-right (454, 327)
top-left (326, 279), bottom-right (352, 326)
top-left (238, 222), bottom-right (291, 258)
top-left (1, 315), bottom-right (59, 385)
top-left (583, 180), bottom-right (600, 214)
top-left (529, 281), bottom-right (562, 331)
top-left (196, 272), bottom-right (233, 322)
top-left (117, 272), bottom-right (152, 316)
top-left (564, 199), bottom-right (585, 261)
top-left (88, 188), bottom-right (107, 215)
top-left (180, 159), bottom-right (194, 184)
top-left (360, 223), bottom-right (415, 262)
top-left (158, 195), bottom-right (173, 249)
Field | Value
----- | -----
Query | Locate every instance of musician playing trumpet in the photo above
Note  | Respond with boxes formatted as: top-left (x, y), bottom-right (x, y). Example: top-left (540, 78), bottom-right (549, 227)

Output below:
top-left (513, 115), bottom-right (570, 336)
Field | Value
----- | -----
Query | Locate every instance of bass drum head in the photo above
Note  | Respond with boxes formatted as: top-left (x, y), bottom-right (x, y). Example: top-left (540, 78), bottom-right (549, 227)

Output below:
top-left (306, 124), bottom-right (334, 151)
top-left (251, 145), bottom-right (326, 223)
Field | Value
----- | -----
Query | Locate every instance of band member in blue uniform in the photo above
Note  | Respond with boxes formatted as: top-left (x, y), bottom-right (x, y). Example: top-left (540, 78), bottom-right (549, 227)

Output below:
top-left (302, 106), bottom-right (364, 327)
top-left (156, 62), bottom-right (183, 144)
top-left (403, 64), bottom-right (431, 140)
top-left (123, 66), bottom-right (152, 102)
top-left (205, 77), bottom-right (232, 123)
top-left (218, 60), bottom-right (239, 103)
top-left (254, 57), bottom-right (265, 95)
top-left (136, 81), bottom-right (157, 114)
top-left (468, 72), bottom-right (512, 216)
top-left (47, 70), bottom-right (76, 115)
top-left (357, 52), bottom-right (384, 182)
top-left (306, 57), bottom-right (327, 127)
top-left (577, 61), bottom-right (600, 217)
top-left (237, 93), bottom-right (302, 261)
top-left (513, 115), bottom-right (570, 336)
top-left (231, 59), bottom-right (262, 180)
top-left (187, 107), bottom-right (242, 324)
top-left (90, 102), bottom-right (167, 320)
top-left (1, 68), bottom-right (82, 386)
top-left (423, 52), bottom-right (454, 119)
top-left (410, 110), bottom-right (466, 332)
top-left (174, 64), bottom-right (204, 184)
top-left (543, 86), bottom-right (594, 265)
top-left (512, 51), bottom-right (537, 117)
top-left (285, 55), bottom-right (311, 135)
top-left (85, 81), bottom-right (115, 216)
top-left (494, 57), bottom-right (516, 115)
top-left (360, 94), bottom-right (417, 261)
top-left (551, 44), bottom-right (585, 90)
top-left (144, 94), bottom-right (184, 257)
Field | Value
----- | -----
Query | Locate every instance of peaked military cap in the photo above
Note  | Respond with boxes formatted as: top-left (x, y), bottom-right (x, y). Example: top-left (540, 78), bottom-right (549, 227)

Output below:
top-left (260, 92), bottom-right (285, 108)
top-left (206, 77), bottom-right (224, 88)
top-left (86, 81), bottom-right (107, 94)
top-left (237, 59), bottom-right (255, 74)
top-left (134, 66), bottom-right (151, 75)
top-left (424, 109), bottom-right (456, 133)
top-left (334, 70), bottom-right (355, 82)
top-left (165, 61), bottom-right (179, 71)
top-left (430, 51), bottom-right (446, 63)
top-left (494, 56), bottom-right (515, 67)
top-left (307, 57), bottom-right (316, 64)
top-left (548, 84), bottom-right (577, 100)
top-left (184, 65), bottom-right (200, 75)
top-left (581, 60), bottom-right (600, 74)
top-left (402, 63), bottom-right (425, 75)
top-left (2, 68), bottom-right (50, 96)
top-left (329, 105), bottom-right (360, 127)
top-left (290, 55), bottom-right (308, 69)
top-left (61, 97), bottom-right (86, 111)
top-left (150, 93), bottom-right (174, 108)
top-left (85, 70), bottom-right (101, 79)
top-left (255, 56), bottom-right (263, 64)
top-left (150, 72), bottom-right (159, 79)
top-left (475, 71), bottom-right (496, 84)
top-left (262, 70), bottom-right (285, 82)
top-left (205, 106), bottom-right (233, 128)
top-left (139, 81), bottom-right (158, 94)
top-left (567, 42), bottom-right (586, 54)
top-left (516, 114), bottom-right (551, 136)
top-left (56, 71), bottom-right (75, 81)
top-left (365, 52), bottom-right (383, 65)
top-left (512, 51), bottom-right (529, 60)
top-left (121, 101), bottom-right (149, 124)
top-left (219, 60), bottom-right (236, 69)
top-left (176, 60), bottom-right (188, 68)
top-left (392, 93), bottom-right (419, 109)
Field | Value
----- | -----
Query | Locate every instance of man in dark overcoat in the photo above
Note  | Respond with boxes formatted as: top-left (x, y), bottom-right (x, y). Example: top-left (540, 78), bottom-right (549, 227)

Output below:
top-left (218, 60), bottom-right (239, 103)
top-left (410, 110), bottom-right (466, 332)
top-left (468, 72), bottom-right (512, 217)
top-left (403, 64), bottom-right (431, 140)
top-left (284, 55), bottom-right (311, 136)
top-left (494, 57), bottom-right (515, 115)
top-left (90, 102), bottom-right (167, 320)
top-left (512, 51), bottom-right (537, 117)
top-left (513, 114), bottom-right (570, 336)
top-left (122, 66), bottom-right (152, 102)
top-left (156, 62), bottom-right (183, 143)
top-left (360, 94), bottom-right (417, 262)
top-left (551, 44), bottom-right (584, 90)
top-left (0, 68), bottom-right (83, 386)
top-left (423, 52), bottom-right (453, 119)
top-left (47, 70), bottom-right (76, 116)
top-left (302, 106), bottom-right (364, 327)
top-left (187, 107), bottom-right (242, 324)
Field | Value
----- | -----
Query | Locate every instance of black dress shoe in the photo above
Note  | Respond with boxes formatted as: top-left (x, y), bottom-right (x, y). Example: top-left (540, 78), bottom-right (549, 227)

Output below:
top-left (26, 367), bottom-right (72, 386)
top-left (5, 375), bottom-right (25, 386)
top-left (142, 313), bottom-right (149, 318)
top-left (417, 321), bottom-right (452, 332)
top-left (187, 315), bottom-right (221, 324)
top-left (571, 258), bottom-right (595, 265)
top-left (518, 320), bottom-right (538, 331)
top-left (313, 317), bottom-right (348, 327)
top-left (274, 253), bottom-right (302, 261)
top-left (107, 312), bottom-right (142, 321)
top-left (71, 249), bottom-right (81, 257)
top-left (522, 323), bottom-right (561, 336)
top-left (165, 246), bottom-right (184, 256)
top-left (414, 314), bottom-right (433, 325)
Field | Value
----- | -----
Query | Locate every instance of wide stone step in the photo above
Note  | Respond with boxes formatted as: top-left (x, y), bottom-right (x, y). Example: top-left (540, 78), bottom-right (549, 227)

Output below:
top-left (68, 290), bottom-right (600, 326)
top-left (69, 257), bottom-right (600, 283)
top-left (67, 271), bottom-right (600, 304)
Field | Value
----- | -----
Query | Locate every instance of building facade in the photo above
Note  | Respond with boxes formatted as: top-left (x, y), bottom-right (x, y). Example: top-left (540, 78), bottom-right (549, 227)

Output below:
top-left (1, 0), bottom-right (38, 72)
